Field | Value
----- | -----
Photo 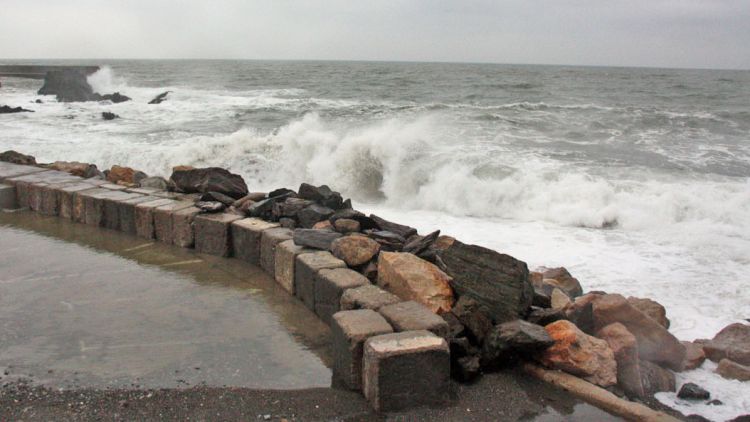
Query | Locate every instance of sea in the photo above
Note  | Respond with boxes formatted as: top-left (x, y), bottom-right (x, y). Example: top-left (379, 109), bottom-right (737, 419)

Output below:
top-left (1, 60), bottom-right (749, 420)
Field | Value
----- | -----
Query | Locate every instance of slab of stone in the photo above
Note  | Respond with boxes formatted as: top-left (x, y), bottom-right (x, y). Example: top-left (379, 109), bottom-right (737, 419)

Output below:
top-left (260, 227), bottom-right (293, 277)
top-left (293, 228), bottom-right (342, 250)
top-left (0, 162), bottom-right (46, 182)
top-left (231, 218), bottom-right (280, 266)
top-left (154, 201), bottom-right (196, 244)
top-left (39, 179), bottom-right (94, 216)
top-left (0, 184), bottom-right (16, 209)
top-left (194, 213), bottom-right (244, 256)
top-left (363, 330), bottom-right (450, 411)
top-left (135, 198), bottom-right (175, 239)
top-left (340, 284), bottom-right (402, 312)
top-left (101, 191), bottom-right (142, 230)
top-left (378, 301), bottom-right (450, 338)
top-left (274, 239), bottom-right (310, 294)
top-left (125, 187), bottom-right (163, 195)
top-left (295, 251), bottom-right (347, 311)
top-left (172, 205), bottom-right (201, 248)
top-left (72, 188), bottom-right (110, 223)
top-left (331, 309), bottom-right (394, 390)
top-left (118, 195), bottom-right (158, 235)
top-left (314, 268), bottom-right (370, 325)
top-left (99, 183), bottom-right (128, 191)
top-left (83, 189), bottom-right (123, 227)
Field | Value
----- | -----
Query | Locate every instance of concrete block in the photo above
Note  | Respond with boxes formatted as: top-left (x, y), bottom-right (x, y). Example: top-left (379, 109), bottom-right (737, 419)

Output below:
top-left (273, 239), bottom-right (310, 294)
top-left (260, 227), bottom-right (293, 277)
top-left (331, 310), bottom-right (393, 391)
top-left (57, 183), bottom-right (99, 220)
top-left (154, 201), bottom-right (195, 244)
top-left (231, 218), bottom-right (280, 266)
top-left (341, 284), bottom-right (402, 312)
top-left (83, 189), bottom-right (121, 226)
top-left (135, 198), bottom-right (175, 239)
top-left (102, 192), bottom-right (143, 230)
top-left (100, 183), bottom-right (127, 191)
top-left (378, 301), bottom-right (450, 338)
top-left (0, 163), bottom-right (46, 182)
top-left (295, 251), bottom-right (347, 311)
top-left (118, 195), bottom-right (158, 235)
top-left (363, 330), bottom-right (450, 411)
top-left (73, 188), bottom-right (110, 224)
top-left (0, 184), bottom-right (17, 209)
top-left (39, 181), bottom-right (82, 216)
top-left (172, 206), bottom-right (201, 248)
top-left (315, 268), bottom-right (370, 325)
top-left (194, 213), bottom-right (244, 256)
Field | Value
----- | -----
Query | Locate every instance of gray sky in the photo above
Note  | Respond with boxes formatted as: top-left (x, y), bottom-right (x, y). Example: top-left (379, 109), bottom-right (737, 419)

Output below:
top-left (1, 0), bottom-right (749, 69)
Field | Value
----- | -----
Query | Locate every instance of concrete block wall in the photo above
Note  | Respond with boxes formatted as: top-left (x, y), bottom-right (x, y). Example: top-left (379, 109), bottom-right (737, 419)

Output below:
top-left (0, 161), bottom-right (451, 412)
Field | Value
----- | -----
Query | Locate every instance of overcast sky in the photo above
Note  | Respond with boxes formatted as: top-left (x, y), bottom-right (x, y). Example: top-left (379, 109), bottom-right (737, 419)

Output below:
top-left (1, 0), bottom-right (749, 69)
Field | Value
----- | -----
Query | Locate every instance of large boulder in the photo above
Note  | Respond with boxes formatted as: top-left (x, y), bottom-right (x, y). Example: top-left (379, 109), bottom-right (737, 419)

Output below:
top-left (38, 69), bottom-right (96, 102)
top-left (0, 105), bottom-right (33, 113)
top-left (702, 323), bottom-right (750, 366)
top-left (377, 252), bottom-right (454, 314)
top-left (540, 320), bottom-right (617, 387)
top-left (330, 235), bottom-right (380, 267)
top-left (627, 297), bottom-right (670, 329)
top-left (438, 238), bottom-right (533, 323)
top-left (592, 294), bottom-right (685, 371)
top-left (107, 165), bottom-right (145, 185)
top-left (451, 296), bottom-right (493, 344)
top-left (169, 167), bottom-right (248, 199)
top-left (0, 150), bottom-right (36, 165)
top-left (716, 358), bottom-right (750, 381)
top-left (297, 183), bottom-right (345, 209)
top-left (596, 322), bottom-right (645, 398)
top-left (481, 320), bottom-right (554, 368)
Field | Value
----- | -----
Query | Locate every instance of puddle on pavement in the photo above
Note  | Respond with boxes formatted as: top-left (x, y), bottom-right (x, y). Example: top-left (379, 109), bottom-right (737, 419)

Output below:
top-left (0, 211), bottom-right (331, 390)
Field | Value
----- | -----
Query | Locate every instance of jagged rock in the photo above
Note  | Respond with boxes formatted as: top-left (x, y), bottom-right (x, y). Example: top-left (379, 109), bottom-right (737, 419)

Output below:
top-left (526, 307), bottom-right (566, 326)
top-left (279, 218), bottom-right (296, 229)
top-left (482, 320), bottom-right (554, 368)
top-left (49, 161), bottom-right (100, 178)
top-left (536, 267), bottom-right (584, 298)
top-left (297, 183), bottom-right (345, 209)
top-left (677, 383), bottom-right (710, 400)
top-left (0, 150), bottom-right (36, 165)
top-left (148, 91), bottom-right (171, 104)
top-left (540, 320), bottom-right (617, 387)
top-left (330, 235), bottom-right (380, 267)
top-left (639, 360), bottom-right (676, 395)
top-left (593, 293), bottom-right (685, 371)
top-left (273, 197), bottom-right (313, 219)
top-left (682, 341), bottom-right (706, 370)
top-left (370, 214), bottom-right (417, 238)
top-left (106, 165), bottom-right (142, 185)
top-left (703, 323), bottom-right (750, 366)
top-left (170, 167), bottom-right (248, 199)
top-left (533, 288), bottom-right (552, 308)
top-left (102, 111), bottom-right (119, 120)
top-left (298, 204), bottom-right (335, 228)
top-left (100, 92), bottom-right (131, 103)
top-left (366, 230), bottom-right (406, 251)
top-left (716, 358), bottom-right (750, 381)
top-left (38, 69), bottom-right (95, 102)
top-left (596, 322), bottom-right (644, 398)
top-left (564, 293), bottom-right (602, 334)
top-left (200, 191), bottom-right (235, 206)
top-left (268, 188), bottom-right (295, 198)
top-left (195, 201), bottom-right (225, 213)
top-left (377, 251), bottom-right (454, 313)
top-left (451, 297), bottom-right (493, 345)
top-left (330, 209), bottom-right (378, 230)
top-left (403, 230), bottom-right (440, 256)
top-left (293, 228), bottom-right (342, 250)
top-left (139, 176), bottom-right (169, 190)
top-left (627, 297), bottom-right (670, 329)
top-left (0, 105), bottom-right (33, 113)
top-left (246, 193), bottom-right (294, 219)
top-left (334, 218), bottom-right (361, 233)
top-left (438, 238), bottom-right (533, 324)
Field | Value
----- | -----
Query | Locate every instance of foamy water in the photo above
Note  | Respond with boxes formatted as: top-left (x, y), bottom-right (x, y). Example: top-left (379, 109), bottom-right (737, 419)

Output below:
top-left (1, 61), bottom-right (749, 420)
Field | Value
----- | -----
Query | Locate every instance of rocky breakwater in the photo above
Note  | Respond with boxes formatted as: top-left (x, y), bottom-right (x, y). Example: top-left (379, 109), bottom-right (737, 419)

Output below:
top-left (2, 150), bottom-right (748, 417)
top-left (37, 68), bottom-right (131, 103)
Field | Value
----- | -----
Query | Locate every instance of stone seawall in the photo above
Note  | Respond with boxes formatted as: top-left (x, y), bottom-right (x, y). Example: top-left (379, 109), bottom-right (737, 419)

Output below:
top-left (1, 156), bottom-right (741, 418)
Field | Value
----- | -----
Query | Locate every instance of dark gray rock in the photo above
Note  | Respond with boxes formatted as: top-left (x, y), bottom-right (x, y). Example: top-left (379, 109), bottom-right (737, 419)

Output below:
top-left (677, 383), bottom-right (710, 400)
top-left (268, 187), bottom-right (296, 198)
top-left (526, 307), bottom-right (566, 326)
top-left (279, 217), bottom-right (296, 229)
top-left (298, 183), bottom-right (334, 201)
top-left (247, 193), bottom-right (295, 219)
top-left (195, 201), bottom-right (225, 213)
top-left (451, 296), bottom-right (493, 345)
top-left (0, 105), bottom-right (34, 113)
top-left (482, 320), bottom-right (554, 368)
top-left (273, 197), bottom-right (313, 219)
top-left (100, 92), bottom-right (131, 103)
top-left (293, 228), bottom-right (342, 250)
top-left (453, 355), bottom-right (481, 383)
top-left (148, 91), bottom-right (171, 104)
top-left (403, 230), bottom-right (440, 256)
top-left (169, 167), bottom-right (248, 199)
top-left (0, 150), bottom-right (36, 165)
top-left (298, 204), bottom-right (335, 228)
top-left (38, 69), bottom-right (95, 102)
top-left (139, 176), bottom-right (169, 190)
top-left (439, 239), bottom-right (534, 323)
top-left (329, 209), bottom-right (378, 230)
top-left (200, 191), bottom-right (236, 206)
top-left (370, 214), bottom-right (417, 238)
top-left (366, 230), bottom-right (406, 251)
top-left (102, 111), bottom-right (119, 120)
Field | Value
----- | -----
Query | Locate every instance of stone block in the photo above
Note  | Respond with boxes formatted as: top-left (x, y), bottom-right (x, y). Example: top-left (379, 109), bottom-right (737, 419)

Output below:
top-left (0, 163), bottom-right (46, 182)
top-left (83, 189), bottom-right (123, 226)
top-left (340, 285), bottom-right (401, 312)
top-left (260, 227), bottom-right (293, 276)
top-left (315, 268), bottom-right (370, 325)
top-left (99, 183), bottom-right (128, 191)
top-left (231, 218), bottom-right (280, 266)
top-left (378, 301), bottom-right (450, 338)
top-left (135, 198), bottom-right (175, 239)
top-left (274, 239), bottom-right (310, 294)
top-left (295, 251), bottom-right (347, 311)
top-left (118, 195), bottom-right (158, 235)
top-left (363, 330), bottom-right (450, 411)
top-left (0, 184), bottom-right (17, 209)
top-left (194, 213), bottom-right (244, 256)
top-left (154, 201), bottom-right (196, 244)
top-left (72, 188), bottom-right (108, 223)
top-left (172, 206), bottom-right (201, 248)
top-left (331, 310), bottom-right (393, 390)
top-left (102, 192), bottom-right (143, 230)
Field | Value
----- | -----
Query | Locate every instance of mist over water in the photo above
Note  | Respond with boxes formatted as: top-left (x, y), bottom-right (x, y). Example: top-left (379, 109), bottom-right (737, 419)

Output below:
top-left (1, 60), bottom-right (750, 418)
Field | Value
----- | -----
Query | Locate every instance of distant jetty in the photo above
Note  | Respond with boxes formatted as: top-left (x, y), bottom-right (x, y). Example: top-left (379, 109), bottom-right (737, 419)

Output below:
top-left (0, 65), bottom-right (100, 80)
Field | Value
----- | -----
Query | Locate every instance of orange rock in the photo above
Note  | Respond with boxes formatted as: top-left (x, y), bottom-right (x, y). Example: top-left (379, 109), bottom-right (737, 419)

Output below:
top-left (312, 220), bottom-right (333, 230)
top-left (107, 165), bottom-right (137, 184)
top-left (377, 252), bottom-right (454, 313)
top-left (540, 320), bottom-right (617, 387)
top-left (331, 235), bottom-right (380, 267)
top-left (172, 165), bottom-right (194, 172)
